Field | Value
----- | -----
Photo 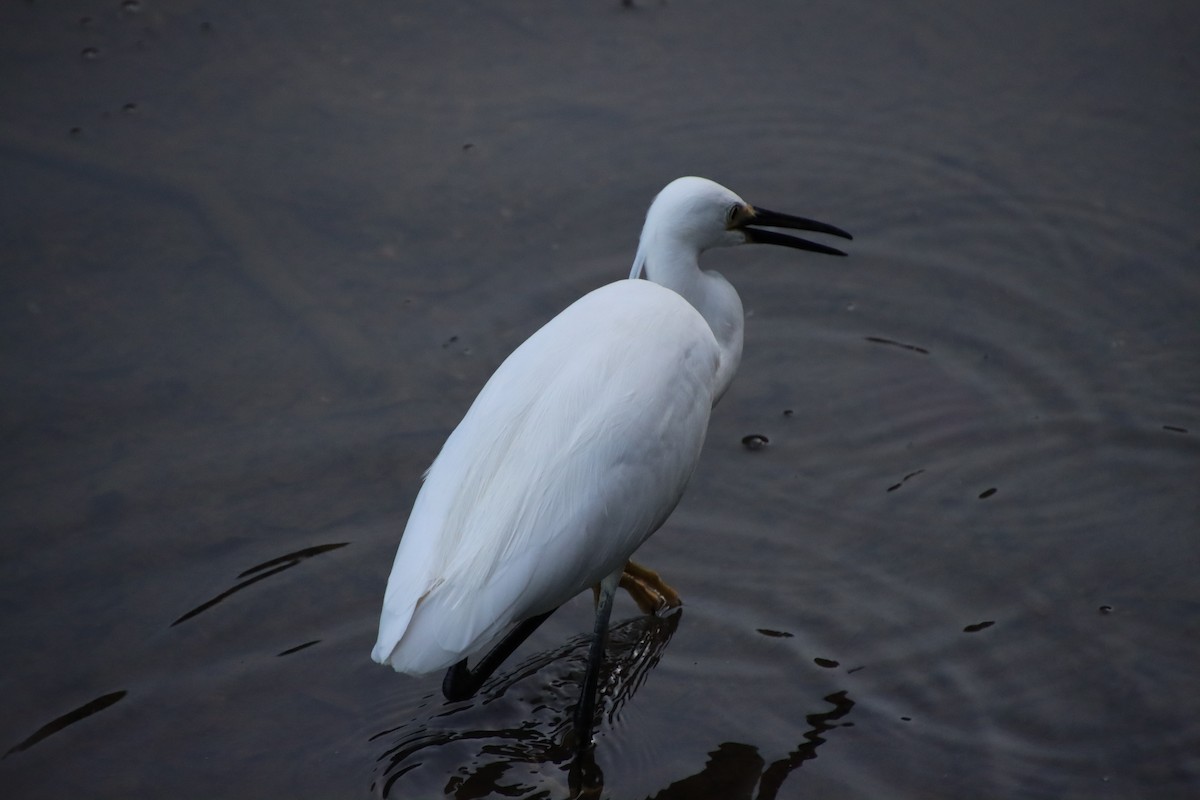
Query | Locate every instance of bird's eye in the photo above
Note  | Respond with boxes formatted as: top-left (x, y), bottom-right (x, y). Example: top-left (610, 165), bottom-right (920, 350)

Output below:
top-left (726, 204), bottom-right (741, 225)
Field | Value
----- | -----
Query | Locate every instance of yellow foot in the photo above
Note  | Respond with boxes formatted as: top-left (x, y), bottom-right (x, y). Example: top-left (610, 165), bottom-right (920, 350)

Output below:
top-left (592, 560), bottom-right (681, 614)
top-left (592, 561), bottom-right (682, 614)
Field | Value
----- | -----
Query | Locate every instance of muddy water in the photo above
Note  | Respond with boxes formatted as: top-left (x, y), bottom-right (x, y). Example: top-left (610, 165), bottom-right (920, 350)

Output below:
top-left (2, 1), bottom-right (1197, 798)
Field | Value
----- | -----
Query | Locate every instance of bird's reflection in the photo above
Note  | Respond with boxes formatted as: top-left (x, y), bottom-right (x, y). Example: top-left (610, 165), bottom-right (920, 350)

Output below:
top-left (648, 690), bottom-right (855, 800)
top-left (370, 611), bottom-right (681, 798)
top-left (370, 611), bottom-right (855, 799)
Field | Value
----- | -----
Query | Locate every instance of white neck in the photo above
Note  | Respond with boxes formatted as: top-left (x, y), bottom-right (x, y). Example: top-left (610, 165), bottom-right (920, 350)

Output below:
top-left (631, 232), bottom-right (744, 403)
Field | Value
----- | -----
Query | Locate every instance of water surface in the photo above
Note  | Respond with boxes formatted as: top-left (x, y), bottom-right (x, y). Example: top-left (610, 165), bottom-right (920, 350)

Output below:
top-left (1, 1), bottom-right (1197, 798)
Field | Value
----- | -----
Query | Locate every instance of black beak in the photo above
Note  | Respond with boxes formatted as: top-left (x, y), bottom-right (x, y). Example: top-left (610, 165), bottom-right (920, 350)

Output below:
top-left (741, 207), bottom-right (853, 256)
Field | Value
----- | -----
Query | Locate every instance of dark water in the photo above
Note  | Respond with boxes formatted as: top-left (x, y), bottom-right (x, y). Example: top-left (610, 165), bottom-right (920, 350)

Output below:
top-left (2, 1), bottom-right (1197, 798)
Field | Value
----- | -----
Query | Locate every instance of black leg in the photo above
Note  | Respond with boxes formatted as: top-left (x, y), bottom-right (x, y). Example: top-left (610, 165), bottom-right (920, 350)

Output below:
top-left (441, 607), bottom-right (557, 701)
top-left (572, 571), bottom-right (619, 748)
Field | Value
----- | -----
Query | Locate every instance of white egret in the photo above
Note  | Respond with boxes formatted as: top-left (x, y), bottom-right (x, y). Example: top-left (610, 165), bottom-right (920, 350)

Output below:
top-left (373, 176), bottom-right (850, 745)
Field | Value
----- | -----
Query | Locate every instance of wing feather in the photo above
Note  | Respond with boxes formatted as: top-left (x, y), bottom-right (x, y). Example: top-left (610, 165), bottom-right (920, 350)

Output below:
top-left (373, 279), bottom-right (720, 673)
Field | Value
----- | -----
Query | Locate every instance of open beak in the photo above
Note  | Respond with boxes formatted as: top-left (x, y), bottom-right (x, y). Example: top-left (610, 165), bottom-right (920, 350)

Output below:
top-left (739, 206), bottom-right (853, 256)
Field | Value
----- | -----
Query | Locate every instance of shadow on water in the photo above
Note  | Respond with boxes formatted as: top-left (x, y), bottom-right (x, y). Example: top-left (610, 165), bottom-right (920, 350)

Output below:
top-left (370, 609), bottom-right (854, 799)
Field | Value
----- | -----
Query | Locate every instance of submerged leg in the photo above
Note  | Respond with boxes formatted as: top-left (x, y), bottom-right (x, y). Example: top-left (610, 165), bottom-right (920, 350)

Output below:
top-left (573, 569), bottom-right (621, 748)
top-left (442, 607), bottom-right (557, 701)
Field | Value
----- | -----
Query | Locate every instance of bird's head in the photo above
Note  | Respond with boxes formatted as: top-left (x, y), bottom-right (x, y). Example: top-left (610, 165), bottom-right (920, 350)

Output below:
top-left (631, 176), bottom-right (851, 278)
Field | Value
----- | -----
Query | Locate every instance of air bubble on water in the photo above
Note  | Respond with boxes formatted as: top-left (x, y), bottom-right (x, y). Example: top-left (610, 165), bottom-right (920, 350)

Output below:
top-left (741, 433), bottom-right (769, 451)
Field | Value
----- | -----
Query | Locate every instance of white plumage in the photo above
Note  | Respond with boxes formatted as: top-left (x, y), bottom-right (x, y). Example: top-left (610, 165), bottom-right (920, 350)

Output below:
top-left (372, 177), bottom-right (850, 699)
top-left (373, 279), bottom-right (716, 672)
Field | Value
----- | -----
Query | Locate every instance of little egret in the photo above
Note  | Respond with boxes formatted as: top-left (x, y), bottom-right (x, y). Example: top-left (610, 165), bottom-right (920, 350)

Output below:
top-left (373, 176), bottom-right (850, 745)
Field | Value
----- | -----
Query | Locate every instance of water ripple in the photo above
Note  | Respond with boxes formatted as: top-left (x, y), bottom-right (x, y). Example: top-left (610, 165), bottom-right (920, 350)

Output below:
top-left (4, 690), bottom-right (127, 759)
top-left (171, 542), bottom-right (348, 626)
top-left (369, 612), bottom-right (679, 798)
